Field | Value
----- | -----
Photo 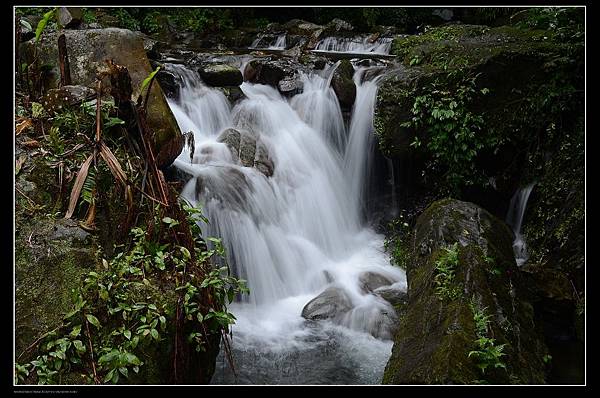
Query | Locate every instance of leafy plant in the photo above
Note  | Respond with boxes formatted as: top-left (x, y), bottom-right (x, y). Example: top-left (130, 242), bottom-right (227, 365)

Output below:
top-left (433, 243), bottom-right (461, 300)
top-left (16, 202), bottom-right (249, 384)
top-left (401, 73), bottom-right (495, 193)
top-left (35, 8), bottom-right (57, 43)
top-left (468, 302), bottom-right (508, 376)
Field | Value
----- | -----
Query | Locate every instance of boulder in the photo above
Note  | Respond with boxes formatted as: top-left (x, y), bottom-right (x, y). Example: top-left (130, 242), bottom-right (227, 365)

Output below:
top-left (199, 63), bottom-right (243, 87)
top-left (383, 199), bottom-right (548, 384)
top-left (331, 59), bottom-right (356, 110)
top-left (217, 128), bottom-right (274, 177)
top-left (23, 28), bottom-right (183, 168)
top-left (358, 271), bottom-right (394, 293)
top-left (57, 7), bottom-right (83, 29)
top-left (373, 286), bottom-right (408, 308)
top-left (156, 69), bottom-right (181, 99)
top-left (301, 287), bottom-right (353, 321)
top-left (243, 59), bottom-right (295, 88)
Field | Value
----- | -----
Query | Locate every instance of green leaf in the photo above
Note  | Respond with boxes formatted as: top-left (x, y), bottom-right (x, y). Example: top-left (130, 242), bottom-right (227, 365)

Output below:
top-left (150, 329), bottom-right (159, 340)
top-left (69, 325), bottom-right (82, 338)
top-left (124, 330), bottom-right (132, 340)
top-left (73, 340), bottom-right (86, 353)
top-left (140, 66), bottom-right (161, 94)
top-left (20, 19), bottom-right (33, 31)
top-left (85, 314), bottom-right (101, 328)
top-left (35, 8), bottom-right (56, 43)
top-left (118, 367), bottom-right (129, 378)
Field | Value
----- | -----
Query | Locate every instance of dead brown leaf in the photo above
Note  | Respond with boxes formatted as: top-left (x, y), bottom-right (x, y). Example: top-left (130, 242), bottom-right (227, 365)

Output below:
top-left (16, 118), bottom-right (33, 135)
top-left (65, 153), bottom-right (94, 219)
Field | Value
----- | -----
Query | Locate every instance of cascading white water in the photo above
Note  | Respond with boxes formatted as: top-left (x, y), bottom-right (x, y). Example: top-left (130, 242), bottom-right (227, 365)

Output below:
top-left (167, 62), bottom-right (405, 384)
top-left (506, 183), bottom-right (535, 266)
top-left (314, 36), bottom-right (393, 54)
top-left (250, 33), bottom-right (287, 50)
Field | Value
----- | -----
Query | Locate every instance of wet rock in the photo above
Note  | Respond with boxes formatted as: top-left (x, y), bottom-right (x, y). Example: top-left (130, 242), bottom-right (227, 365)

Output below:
top-left (217, 128), bottom-right (274, 177)
top-left (156, 69), bottom-right (181, 99)
top-left (301, 287), bottom-right (353, 321)
top-left (331, 59), bottom-right (356, 110)
top-left (57, 7), bottom-right (83, 29)
top-left (199, 63), bottom-right (243, 87)
top-left (383, 199), bottom-right (548, 384)
top-left (373, 286), bottom-right (408, 308)
top-left (358, 271), bottom-right (394, 293)
top-left (278, 77), bottom-right (302, 97)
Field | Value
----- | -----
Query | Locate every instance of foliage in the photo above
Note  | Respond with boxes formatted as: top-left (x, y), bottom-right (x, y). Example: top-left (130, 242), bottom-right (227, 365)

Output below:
top-left (468, 301), bottom-right (507, 376)
top-left (35, 8), bottom-right (57, 43)
top-left (516, 7), bottom-right (584, 42)
top-left (82, 8), bottom-right (97, 24)
top-left (433, 243), bottom-right (461, 300)
top-left (402, 73), bottom-right (495, 193)
top-left (383, 215), bottom-right (411, 270)
top-left (111, 9), bottom-right (140, 31)
top-left (15, 202), bottom-right (248, 384)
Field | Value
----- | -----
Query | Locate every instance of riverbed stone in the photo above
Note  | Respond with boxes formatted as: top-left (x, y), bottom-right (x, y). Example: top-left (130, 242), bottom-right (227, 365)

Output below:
top-left (199, 63), bottom-right (243, 87)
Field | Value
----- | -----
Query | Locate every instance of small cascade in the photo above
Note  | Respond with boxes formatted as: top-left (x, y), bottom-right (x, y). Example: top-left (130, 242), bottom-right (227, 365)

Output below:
top-left (506, 183), bottom-right (536, 266)
top-left (250, 33), bottom-right (287, 50)
top-left (314, 36), bottom-right (393, 54)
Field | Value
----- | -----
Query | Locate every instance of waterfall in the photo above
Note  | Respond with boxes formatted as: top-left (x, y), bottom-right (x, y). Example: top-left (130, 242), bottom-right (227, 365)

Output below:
top-left (506, 183), bottom-right (535, 266)
top-left (250, 33), bottom-right (287, 50)
top-left (314, 36), bottom-right (393, 54)
top-left (167, 62), bottom-right (404, 384)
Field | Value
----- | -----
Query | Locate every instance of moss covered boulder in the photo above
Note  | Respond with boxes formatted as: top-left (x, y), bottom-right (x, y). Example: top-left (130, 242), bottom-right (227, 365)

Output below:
top-left (24, 28), bottom-right (183, 167)
top-left (331, 59), bottom-right (356, 111)
top-left (382, 199), bottom-right (548, 384)
top-left (374, 23), bottom-right (581, 200)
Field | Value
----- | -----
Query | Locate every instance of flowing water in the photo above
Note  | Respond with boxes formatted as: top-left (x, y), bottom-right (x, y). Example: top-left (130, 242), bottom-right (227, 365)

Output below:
top-left (506, 183), bottom-right (535, 266)
top-left (314, 36), bottom-right (393, 54)
top-left (167, 60), bottom-right (405, 384)
top-left (250, 33), bottom-right (287, 50)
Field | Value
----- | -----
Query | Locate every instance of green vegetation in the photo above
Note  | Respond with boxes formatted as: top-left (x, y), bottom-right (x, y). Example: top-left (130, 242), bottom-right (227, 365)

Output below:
top-left (15, 203), bottom-right (248, 384)
top-left (468, 301), bottom-right (507, 376)
top-left (403, 74), bottom-right (492, 192)
top-left (383, 215), bottom-right (412, 270)
top-left (433, 243), bottom-right (461, 300)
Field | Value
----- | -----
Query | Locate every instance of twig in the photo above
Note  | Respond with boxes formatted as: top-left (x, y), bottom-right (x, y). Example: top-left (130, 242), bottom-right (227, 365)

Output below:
top-left (84, 317), bottom-right (100, 384)
top-left (17, 324), bottom-right (62, 361)
top-left (15, 186), bottom-right (36, 206)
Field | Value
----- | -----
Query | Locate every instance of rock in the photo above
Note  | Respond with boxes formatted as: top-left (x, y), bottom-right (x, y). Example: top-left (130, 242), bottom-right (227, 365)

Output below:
top-left (301, 287), bottom-right (353, 321)
top-left (358, 271), bottom-right (394, 293)
top-left (244, 59), bottom-right (292, 88)
top-left (216, 128), bottom-right (274, 177)
top-left (25, 28), bottom-right (183, 168)
top-left (40, 85), bottom-right (96, 114)
top-left (278, 77), bottom-right (302, 97)
top-left (57, 7), bottom-right (83, 29)
top-left (331, 59), bottom-right (356, 110)
top-left (218, 86), bottom-right (245, 106)
top-left (284, 19), bottom-right (323, 36)
top-left (156, 69), bottom-right (181, 99)
top-left (373, 286), bottom-right (408, 308)
top-left (432, 8), bottom-right (454, 22)
top-left (383, 199), bottom-right (548, 384)
top-left (199, 63), bottom-right (243, 87)
top-left (325, 18), bottom-right (354, 34)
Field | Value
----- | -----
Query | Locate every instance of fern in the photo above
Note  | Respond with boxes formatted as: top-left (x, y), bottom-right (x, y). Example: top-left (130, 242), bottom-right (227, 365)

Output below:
top-left (47, 126), bottom-right (65, 155)
top-left (80, 167), bottom-right (96, 207)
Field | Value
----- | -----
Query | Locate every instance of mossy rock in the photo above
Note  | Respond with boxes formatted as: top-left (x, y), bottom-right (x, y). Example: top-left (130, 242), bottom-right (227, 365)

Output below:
top-left (383, 199), bottom-right (547, 384)
top-left (15, 216), bottom-right (99, 361)
top-left (331, 59), bottom-right (355, 110)
top-left (24, 28), bottom-right (183, 167)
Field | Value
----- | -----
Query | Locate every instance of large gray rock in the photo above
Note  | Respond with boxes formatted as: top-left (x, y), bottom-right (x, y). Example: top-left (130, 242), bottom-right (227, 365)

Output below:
top-left (199, 63), bottom-right (243, 87)
top-left (331, 59), bottom-right (356, 110)
top-left (382, 199), bottom-right (548, 384)
top-left (22, 28), bottom-right (183, 168)
top-left (358, 271), bottom-right (394, 293)
top-left (301, 287), bottom-right (352, 321)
